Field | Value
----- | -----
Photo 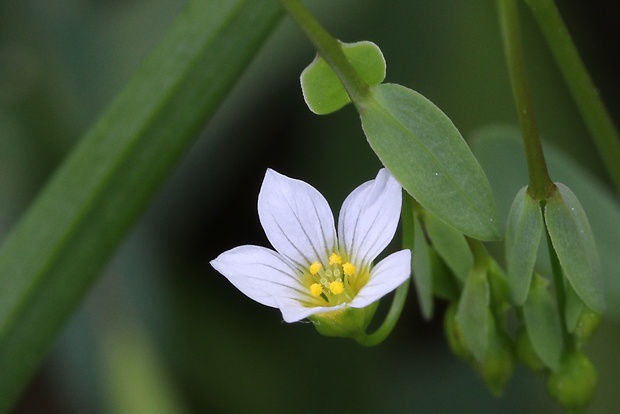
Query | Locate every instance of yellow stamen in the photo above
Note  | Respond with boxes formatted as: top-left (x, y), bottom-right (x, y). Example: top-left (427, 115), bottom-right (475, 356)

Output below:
top-left (310, 283), bottom-right (324, 297)
top-left (329, 281), bottom-right (345, 295)
top-left (343, 262), bottom-right (356, 276)
top-left (309, 262), bottom-right (322, 275)
top-left (329, 253), bottom-right (342, 265)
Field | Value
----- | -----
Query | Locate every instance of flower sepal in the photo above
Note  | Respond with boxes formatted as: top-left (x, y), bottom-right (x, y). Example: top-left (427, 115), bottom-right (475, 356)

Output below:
top-left (309, 301), bottom-right (379, 340)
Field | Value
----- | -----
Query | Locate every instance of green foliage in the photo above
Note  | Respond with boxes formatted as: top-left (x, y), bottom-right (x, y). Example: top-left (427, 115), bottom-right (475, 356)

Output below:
top-left (522, 274), bottom-right (563, 371)
top-left (471, 127), bottom-right (620, 318)
top-left (516, 326), bottom-right (546, 373)
top-left (505, 187), bottom-right (543, 305)
top-left (430, 250), bottom-right (461, 301)
top-left (301, 41), bottom-right (385, 114)
top-left (402, 195), bottom-right (433, 319)
top-left (424, 211), bottom-right (474, 283)
top-left (360, 83), bottom-right (500, 241)
top-left (455, 266), bottom-right (490, 361)
top-left (564, 281), bottom-right (585, 333)
top-left (573, 309), bottom-right (602, 349)
top-left (544, 183), bottom-right (605, 313)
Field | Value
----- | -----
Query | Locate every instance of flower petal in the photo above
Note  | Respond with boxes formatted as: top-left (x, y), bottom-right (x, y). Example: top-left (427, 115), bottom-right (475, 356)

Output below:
top-left (274, 296), bottom-right (346, 323)
top-left (349, 249), bottom-right (411, 309)
top-left (210, 245), bottom-right (312, 309)
top-left (258, 169), bottom-right (337, 268)
top-left (338, 168), bottom-right (402, 266)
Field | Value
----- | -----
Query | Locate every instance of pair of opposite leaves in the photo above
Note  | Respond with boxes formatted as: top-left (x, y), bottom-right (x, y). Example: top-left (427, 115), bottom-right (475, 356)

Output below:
top-left (301, 41), bottom-right (500, 243)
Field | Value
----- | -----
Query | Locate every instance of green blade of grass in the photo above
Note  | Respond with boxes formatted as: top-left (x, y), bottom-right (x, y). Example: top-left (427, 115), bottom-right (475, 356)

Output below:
top-left (0, 0), bottom-right (281, 409)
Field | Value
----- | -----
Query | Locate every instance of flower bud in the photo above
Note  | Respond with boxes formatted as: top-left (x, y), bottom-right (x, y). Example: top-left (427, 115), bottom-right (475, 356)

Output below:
top-left (479, 329), bottom-right (515, 395)
top-left (443, 303), bottom-right (474, 363)
top-left (574, 309), bottom-right (602, 348)
top-left (547, 352), bottom-right (597, 411)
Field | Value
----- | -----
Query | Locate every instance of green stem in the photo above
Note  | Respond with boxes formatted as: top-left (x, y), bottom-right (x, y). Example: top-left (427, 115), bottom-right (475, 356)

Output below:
top-left (277, 0), bottom-right (369, 104)
top-left (355, 279), bottom-right (410, 347)
top-left (497, 0), bottom-right (555, 200)
top-left (466, 237), bottom-right (490, 268)
top-left (524, 0), bottom-right (620, 194)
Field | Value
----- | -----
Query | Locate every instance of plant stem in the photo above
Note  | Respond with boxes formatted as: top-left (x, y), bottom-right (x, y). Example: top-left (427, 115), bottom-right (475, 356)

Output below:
top-left (523, 0), bottom-right (620, 194)
top-left (497, 0), bottom-right (555, 200)
top-left (466, 237), bottom-right (490, 268)
top-left (277, 0), bottom-right (369, 104)
top-left (356, 280), bottom-right (410, 347)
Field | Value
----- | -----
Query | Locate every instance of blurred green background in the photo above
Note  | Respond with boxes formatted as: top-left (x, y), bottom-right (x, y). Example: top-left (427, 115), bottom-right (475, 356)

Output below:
top-left (1, 0), bottom-right (618, 412)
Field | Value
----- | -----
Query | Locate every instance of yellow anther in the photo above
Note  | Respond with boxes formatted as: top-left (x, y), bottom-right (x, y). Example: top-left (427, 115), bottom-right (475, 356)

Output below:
top-left (309, 262), bottom-right (322, 275)
top-left (343, 262), bottom-right (356, 276)
top-left (329, 253), bottom-right (342, 265)
top-left (310, 283), bottom-right (324, 297)
top-left (329, 281), bottom-right (345, 295)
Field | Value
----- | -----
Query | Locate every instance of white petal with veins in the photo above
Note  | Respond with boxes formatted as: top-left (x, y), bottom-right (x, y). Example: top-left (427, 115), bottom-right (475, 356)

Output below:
top-left (258, 169), bottom-right (337, 269)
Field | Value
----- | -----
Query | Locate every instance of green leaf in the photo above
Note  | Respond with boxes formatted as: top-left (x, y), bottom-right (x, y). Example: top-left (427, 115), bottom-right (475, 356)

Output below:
top-left (505, 187), bottom-right (543, 305)
top-left (544, 183), bottom-right (605, 313)
top-left (300, 41), bottom-right (385, 115)
top-left (430, 249), bottom-right (461, 301)
top-left (0, 0), bottom-right (281, 409)
top-left (522, 274), bottom-right (563, 371)
top-left (402, 195), bottom-right (433, 319)
top-left (470, 125), bottom-right (620, 318)
top-left (564, 279), bottom-right (584, 333)
top-left (456, 266), bottom-right (490, 361)
top-left (424, 211), bottom-right (473, 282)
top-left (413, 216), bottom-right (434, 320)
top-left (487, 260), bottom-right (511, 317)
top-left (360, 84), bottom-right (500, 241)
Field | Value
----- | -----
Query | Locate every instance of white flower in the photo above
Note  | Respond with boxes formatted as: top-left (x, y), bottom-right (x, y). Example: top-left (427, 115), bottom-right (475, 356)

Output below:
top-left (210, 168), bottom-right (411, 324)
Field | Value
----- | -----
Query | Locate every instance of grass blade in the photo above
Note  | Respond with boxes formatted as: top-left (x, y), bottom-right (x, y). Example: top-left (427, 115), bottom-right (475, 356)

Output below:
top-left (0, 0), bottom-right (281, 409)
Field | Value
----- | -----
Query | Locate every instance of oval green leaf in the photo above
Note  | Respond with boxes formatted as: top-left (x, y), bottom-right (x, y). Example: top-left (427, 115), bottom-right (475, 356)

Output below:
top-left (505, 186), bottom-right (543, 305)
top-left (471, 126), bottom-right (620, 318)
top-left (544, 183), bottom-right (605, 313)
top-left (522, 274), bottom-right (563, 371)
top-left (456, 266), bottom-right (490, 361)
top-left (425, 211), bottom-right (473, 282)
top-left (300, 41), bottom-right (385, 115)
top-left (360, 84), bottom-right (500, 241)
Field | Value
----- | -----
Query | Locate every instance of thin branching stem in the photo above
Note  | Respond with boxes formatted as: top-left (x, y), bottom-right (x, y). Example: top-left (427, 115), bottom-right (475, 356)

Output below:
top-left (277, 0), bottom-right (369, 104)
